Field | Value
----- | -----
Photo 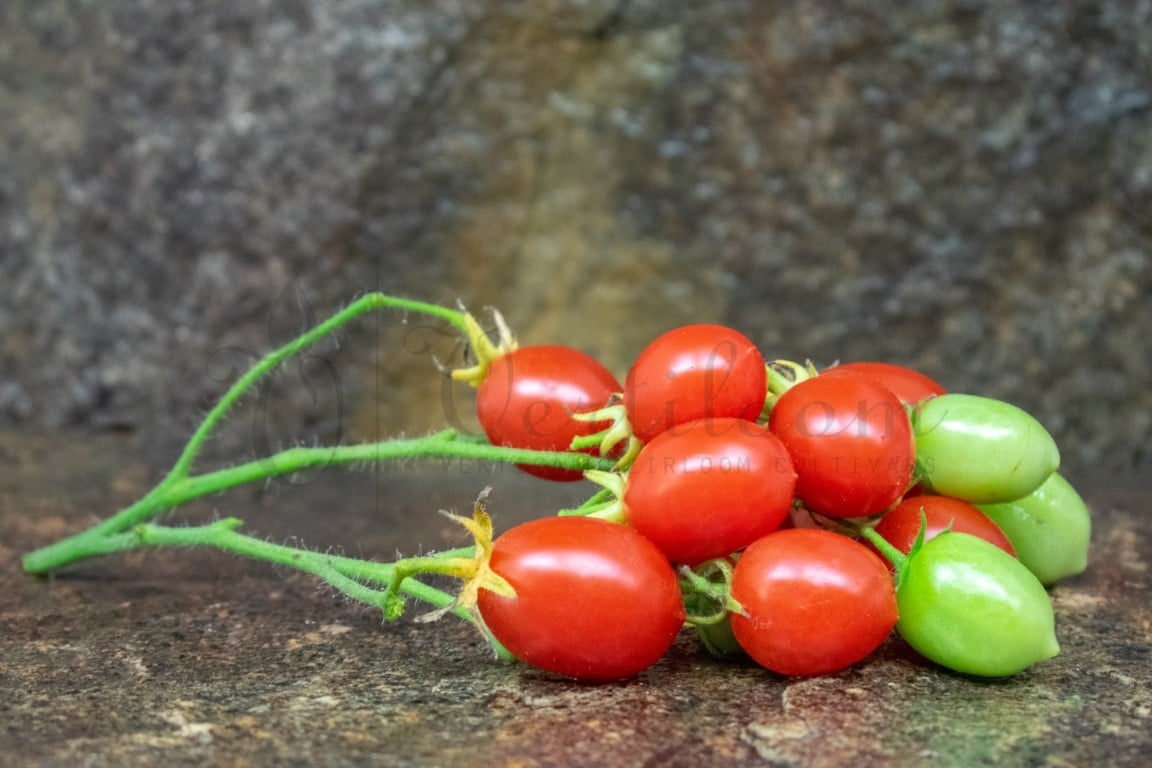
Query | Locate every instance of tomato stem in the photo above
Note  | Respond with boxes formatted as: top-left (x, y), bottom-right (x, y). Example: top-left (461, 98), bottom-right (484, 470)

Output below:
top-left (556, 487), bottom-right (615, 515)
top-left (857, 526), bottom-right (908, 572)
top-left (78, 517), bottom-right (482, 624)
top-left (23, 294), bottom-right (613, 580)
top-left (22, 433), bottom-right (614, 575)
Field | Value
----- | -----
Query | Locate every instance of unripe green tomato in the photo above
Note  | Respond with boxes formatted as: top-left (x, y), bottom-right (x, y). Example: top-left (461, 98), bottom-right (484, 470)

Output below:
top-left (912, 393), bottom-right (1060, 504)
top-left (896, 532), bottom-right (1059, 677)
top-left (977, 473), bottom-right (1091, 586)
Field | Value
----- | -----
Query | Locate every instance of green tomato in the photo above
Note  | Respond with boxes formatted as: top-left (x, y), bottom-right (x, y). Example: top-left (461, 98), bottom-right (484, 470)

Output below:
top-left (912, 393), bottom-right (1060, 504)
top-left (977, 472), bottom-right (1091, 586)
top-left (896, 532), bottom-right (1059, 677)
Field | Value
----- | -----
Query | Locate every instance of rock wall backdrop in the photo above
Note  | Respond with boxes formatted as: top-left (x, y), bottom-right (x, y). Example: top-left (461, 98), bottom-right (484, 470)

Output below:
top-left (2, 0), bottom-right (1150, 476)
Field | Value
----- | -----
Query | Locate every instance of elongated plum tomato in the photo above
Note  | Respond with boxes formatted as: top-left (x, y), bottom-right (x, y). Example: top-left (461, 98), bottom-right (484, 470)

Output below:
top-left (623, 417), bottom-right (797, 565)
top-left (476, 345), bottom-right (621, 481)
top-left (912, 393), bottom-right (1059, 504)
top-left (768, 370), bottom-right (914, 518)
top-left (476, 517), bottom-right (685, 681)
top-left (895, 532), bottom-right (1059, 677)
top-left (624, 324), bottom-right (766, 444)
top-left (977, 472), bottom-right (1091, 586)
top-left (831, 361), bottom-right (946, 407)
top-left (871, 495), bottom-right (1015, 567)
top-left (730, 528), bottom-right (898, 677)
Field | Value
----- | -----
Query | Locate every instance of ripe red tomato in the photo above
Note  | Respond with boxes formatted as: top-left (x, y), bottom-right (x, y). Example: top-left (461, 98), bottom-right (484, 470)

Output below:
top-left (476, 346), bottom-right (621, 481)
top-left (476, 517), bottom-right (685, 681)
top-left (623, 417), bottom-right (797, 565)
top-left (730, 528), bottom-right (898, 676)
top-left (871, 494), bottom-right (1016, 564)
top-left (831, 361), bottom-right (946, 407)
top-left (768, 369), bottom-right (914, 518)
top-left (624, 324), bottom-right (766, 444)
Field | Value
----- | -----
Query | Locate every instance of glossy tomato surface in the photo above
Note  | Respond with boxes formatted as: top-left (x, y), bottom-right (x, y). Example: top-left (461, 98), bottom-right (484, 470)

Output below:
top-left (624, 324), bottom-right (766, 444)
top-left (477, 345), bottom-right (621, 480)
top-left (768, 370), bottom-right (914, 517)
top-left (730, 528), bottom-right (898, 677)
top-left (896, 532), bottom-right (1059, 677)
top-left (912, 393), bottom-right (1060, 503)
top-left (832, 361), bottom-right (946, 406)
top-left (624, 417), bottom-right (797, 565)
top-left (872, 494), bottom-right (1016, 564)
top-left (477, 517), bottom-right (685, 681)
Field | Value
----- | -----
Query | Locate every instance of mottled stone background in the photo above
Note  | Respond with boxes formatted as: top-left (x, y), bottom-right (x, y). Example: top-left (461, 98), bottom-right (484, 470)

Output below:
top-left (2, 0), bottom-right (1150, 475)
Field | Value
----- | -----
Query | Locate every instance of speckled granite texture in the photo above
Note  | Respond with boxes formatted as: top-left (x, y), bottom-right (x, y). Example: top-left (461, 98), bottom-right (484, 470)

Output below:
top-left (2, 1), bottom-right (1150, 473)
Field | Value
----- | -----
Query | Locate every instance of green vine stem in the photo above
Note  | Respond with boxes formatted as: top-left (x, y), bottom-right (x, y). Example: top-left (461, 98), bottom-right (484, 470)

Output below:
top-left (23, 432), bottom-right (614, 575)
top-left (22, 292), bottom-right (613, 579)
top-left (857, 526), bottom-right (908, 571)
top-left (129, 518), bottom-right (513, 659)
top-left (856, 517), bottom-right (934, 591)
top-left (136, 518), bottom-right (459, 614)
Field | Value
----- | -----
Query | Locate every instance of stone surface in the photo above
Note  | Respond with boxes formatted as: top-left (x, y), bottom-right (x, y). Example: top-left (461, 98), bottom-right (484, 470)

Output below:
top-left (2, 430), bottom-right (1151, 767)
top-left (2, 1), bottom-right (1151, 472)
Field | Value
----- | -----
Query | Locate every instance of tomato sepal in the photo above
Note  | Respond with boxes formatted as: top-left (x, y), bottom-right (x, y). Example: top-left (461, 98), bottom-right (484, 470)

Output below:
top-left (569, 400), bottom-right (643, 470)
top-left (761, 359), bottom-right (818, 416)
top-left (449, 308), bottom-right (518, 387)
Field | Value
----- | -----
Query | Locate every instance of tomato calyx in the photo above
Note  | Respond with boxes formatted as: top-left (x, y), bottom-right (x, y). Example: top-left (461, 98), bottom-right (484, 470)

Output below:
top-left (680, 558), bottom-right (750, 661)
top-left (573, 469), bottom-right (629, 523)
top-left (679, 557), bottom-right (747, 626)
top-left (568, 397), bottom-right (643, 471)
top-left (761, 359), bottom-right (818, 416)
top-left (857, 511), bottom-right (933, 590)
top-left (450, 308), bottom-right (519, 388)
top-left (385, 488), bottom-right (516, 623)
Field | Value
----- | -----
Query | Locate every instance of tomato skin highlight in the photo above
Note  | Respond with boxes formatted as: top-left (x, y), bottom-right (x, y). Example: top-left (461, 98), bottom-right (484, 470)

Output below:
top-left (832, 361), bottom-right (946, 407)
top-left (476, 345), bottom-right (621, 481)
top-left (624, 324), bottom-right (767, 445)
top-left (623, 418), bottom-right (797, 565)
top-left (477, 517), bottom-right (685, 681)
top-left (730, 528), bottom-right (898, 677)
top-left (912, 393), bottom-right (1060, 504)
top-left (768, 370), bottom-right (915, 518)
top-left (872, 494), bottom-right (1016, 564)
top-left (895, 532), bottom-right (1059, 677)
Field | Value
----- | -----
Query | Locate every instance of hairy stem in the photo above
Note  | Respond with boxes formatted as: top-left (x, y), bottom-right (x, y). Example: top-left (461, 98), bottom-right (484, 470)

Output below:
top-left (23, 433), bottom-right (613, 575)
top-left (133, 519), bottom-right (474, 620)
top-left (167, 293), bottom-right (468, 486)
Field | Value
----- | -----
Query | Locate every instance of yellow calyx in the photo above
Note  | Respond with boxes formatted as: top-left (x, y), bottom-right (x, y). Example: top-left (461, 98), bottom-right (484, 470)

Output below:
top-left (450, 309), bottom-right (519, 388)
top-left (569, 400), bottom-right (644, 471)
top-left (415, 488), bottom-right (516, 623)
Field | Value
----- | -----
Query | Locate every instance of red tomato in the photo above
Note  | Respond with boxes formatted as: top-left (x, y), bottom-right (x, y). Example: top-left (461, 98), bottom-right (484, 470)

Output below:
top-left (623, 417), bottom-right (797, 565)
top-left (624, 324), bottom-right (766, 444)
top-left (768, 370), bottom-right (914, 518)
top-left (831, 361), bottom-right (946, 407)
top-left (730, 528), bottom-right (898, 676)
top-left (477, 517), bottom-right (685, 681)
top-left (871, 495), bottom-right (1016, 564)
top-left (476, 346), bottom-right (621, 481)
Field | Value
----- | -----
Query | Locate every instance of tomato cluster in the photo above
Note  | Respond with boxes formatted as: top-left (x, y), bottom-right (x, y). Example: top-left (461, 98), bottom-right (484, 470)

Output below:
top-left (455, 317), bottom-right (1089, 682)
